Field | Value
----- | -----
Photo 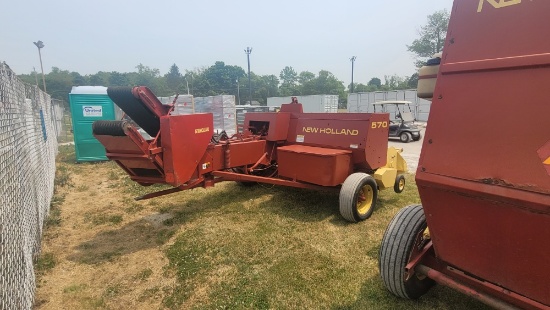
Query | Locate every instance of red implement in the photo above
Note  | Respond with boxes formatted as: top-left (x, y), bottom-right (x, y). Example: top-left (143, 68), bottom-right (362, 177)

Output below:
top-left (380, 1), bottom-right (550, 308)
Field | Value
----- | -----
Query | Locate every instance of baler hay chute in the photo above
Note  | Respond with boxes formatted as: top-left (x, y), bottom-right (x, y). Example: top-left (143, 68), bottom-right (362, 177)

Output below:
top-left (379, 1), bottom-right (550, 309)
top-left (93, 87), bottom-right (408, 222)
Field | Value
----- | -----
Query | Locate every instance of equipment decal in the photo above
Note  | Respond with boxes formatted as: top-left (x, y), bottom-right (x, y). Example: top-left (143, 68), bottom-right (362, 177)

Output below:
top-left (371, 122), bottom-right (388, 129)
top-left (194, 127), bottom-right (210, 134)
top-left (302, 127), bottom-right (359, 136)
top-left (477, 0), bottom-right (521, 13)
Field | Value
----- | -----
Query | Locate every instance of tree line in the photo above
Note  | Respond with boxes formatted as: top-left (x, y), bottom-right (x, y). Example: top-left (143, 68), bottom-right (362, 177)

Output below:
top-left (18, 10), bottom-right (448, 109)
top-left (17, 62), bottom-right (418, 109)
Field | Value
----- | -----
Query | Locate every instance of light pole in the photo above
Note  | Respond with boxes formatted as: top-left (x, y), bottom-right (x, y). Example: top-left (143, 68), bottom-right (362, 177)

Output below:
top-left (236, 79), bottom-right (241, 105)
top-left (244, 47), bottom-right (252, 105)
top-left (350, 56), bottom-right (356, 94)
top-left (33, 40), bottom-right (47, 92)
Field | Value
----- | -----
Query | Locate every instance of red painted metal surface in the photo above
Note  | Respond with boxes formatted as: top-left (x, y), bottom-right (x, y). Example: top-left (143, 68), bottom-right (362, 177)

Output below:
top-left (416, 265), bottom-right (519, 310)
top-left (277, 145), bottom-right (352, 186)
top-left (243, 112), bottom-right (291, 141)
top-left (94, 86), bottom-right (392, 201)
top-left (94, 126), bottom-right (164, 184)
top-left (416, 0), bottom-right (550, 307)
top-left (286, 113), bottom-right (389, 170)
top-left (212, 170), bottom-right (340, 192)
top-left (160, 113), bottom-right (213, 186)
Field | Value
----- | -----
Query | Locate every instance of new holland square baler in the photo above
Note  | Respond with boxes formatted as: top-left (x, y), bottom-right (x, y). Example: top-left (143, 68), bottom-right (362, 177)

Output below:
top-left (92, 87), bottom-right (408, 223)
top-left (379, 1), bottom-right (550, 309)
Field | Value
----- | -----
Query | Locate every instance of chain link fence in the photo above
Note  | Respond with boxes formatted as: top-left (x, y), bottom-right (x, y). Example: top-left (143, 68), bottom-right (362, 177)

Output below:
top-left (0, 62), bottom-right (59, 309)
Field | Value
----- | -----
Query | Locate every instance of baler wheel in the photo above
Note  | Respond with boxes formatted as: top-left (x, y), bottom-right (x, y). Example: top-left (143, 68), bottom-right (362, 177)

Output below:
top-left (394, 174), bottom-right (406, 193)
top-left (339, 173), bottom-right (378, 222)
top-left (400, 132), bottom-right (412, 143)
top-left (379, 204), bottom-right (435, 299)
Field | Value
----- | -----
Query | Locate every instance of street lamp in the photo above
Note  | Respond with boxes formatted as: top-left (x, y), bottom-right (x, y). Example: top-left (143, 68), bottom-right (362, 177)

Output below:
top-left (244, 47), bottom-right (252, 105)
top-left (350, 56), bottom-right (356, 94)
top-left (33, 40), bottom-right (47, 92)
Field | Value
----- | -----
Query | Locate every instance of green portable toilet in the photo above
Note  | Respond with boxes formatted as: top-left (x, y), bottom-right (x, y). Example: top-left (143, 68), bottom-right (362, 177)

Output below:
top-left (69, 86), bottom-right (121, 162)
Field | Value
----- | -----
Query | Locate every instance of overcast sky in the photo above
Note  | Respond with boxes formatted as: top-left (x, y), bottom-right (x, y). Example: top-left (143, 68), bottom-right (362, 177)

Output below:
top-left (1, 0), bottom-right (453, 86)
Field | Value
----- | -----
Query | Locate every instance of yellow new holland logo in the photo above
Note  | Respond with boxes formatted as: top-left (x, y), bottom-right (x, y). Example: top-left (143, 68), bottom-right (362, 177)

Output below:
top-left (478, 0), bottom-right (521, 13)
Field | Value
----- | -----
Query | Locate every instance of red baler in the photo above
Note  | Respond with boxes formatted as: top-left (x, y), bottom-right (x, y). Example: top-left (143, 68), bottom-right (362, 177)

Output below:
top-left (93, 87), bottom-right (408, 222)
top-left (379, 1), bottom-right (550, 309)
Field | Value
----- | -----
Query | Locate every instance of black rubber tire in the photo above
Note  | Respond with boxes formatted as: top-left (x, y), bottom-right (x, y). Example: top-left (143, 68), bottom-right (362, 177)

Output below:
top-left (394, 174), bottom-right (405, 193)
top-left (339, 173), bottom-right (378, 223)
top-left (379, 204), bottom-right (435, 299)
top-left (92, 120), bottom-right (129, 136)
top-left (399, 132), bottom-right (412, 143)
top-left (413, 132), bottom-right (422, 141)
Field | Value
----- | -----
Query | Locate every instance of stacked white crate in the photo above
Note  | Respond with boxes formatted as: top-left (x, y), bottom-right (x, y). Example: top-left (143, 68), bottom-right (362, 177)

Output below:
top-left (194, 95), bottom-right (237, 136)
top-left (158, 95), bottom-right (195, 115)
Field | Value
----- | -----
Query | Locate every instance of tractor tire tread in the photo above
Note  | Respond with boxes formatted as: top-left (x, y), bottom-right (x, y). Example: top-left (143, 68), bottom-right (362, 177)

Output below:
top-left (379, 204), bottom-right (434, 299)
top-left (339, 173), bottom-right (377, 222)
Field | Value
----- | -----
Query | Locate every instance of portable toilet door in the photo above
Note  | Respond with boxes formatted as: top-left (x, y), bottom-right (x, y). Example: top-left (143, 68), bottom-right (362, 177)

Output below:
top-left (69, 86), bottom-right (118, 162)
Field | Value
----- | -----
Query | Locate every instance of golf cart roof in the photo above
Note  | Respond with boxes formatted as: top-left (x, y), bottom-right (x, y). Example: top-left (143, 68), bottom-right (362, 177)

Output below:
top-left (372, 100), bottom-right (413, 105)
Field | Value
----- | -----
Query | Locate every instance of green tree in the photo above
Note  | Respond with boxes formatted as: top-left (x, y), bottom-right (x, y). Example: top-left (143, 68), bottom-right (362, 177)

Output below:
top-left (184, 68), bottom-right (210, 97)
top-left (407, 10), bottom-right (450, 67)
top-left (89, 71), bottom-right (110, 86)
top-left (71, 72), bottom-right (87, 86)
top-left (133, 64), bottom-right (167, 94)
top-left (44, 67), bottom-right (74, 100)
top-left (264, 74), bottom-right (279, 98)
top-left (109, 71), bottom-right (129, 86)
top-left (203, 61), bottom-right (246, 96)
top-left (298, 71), bottom-right (315, 85)
top-left (407, 73), bottom-right (419, 89)
top-left (165, 64), bottom-right (183, 94)
top-left (279, 66), bottom-right (298, 96)
top-left (367, 77), bottom-right (382, 88)
top-left (381, 75), bottom-right (410, 90)
top-left (353, 83), bottom-right (377, 93)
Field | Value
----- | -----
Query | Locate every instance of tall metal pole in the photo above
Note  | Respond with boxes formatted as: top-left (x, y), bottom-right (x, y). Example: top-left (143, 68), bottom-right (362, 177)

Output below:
top-left (33, 40), bottom-right (47, 92)
top-left (236, 79), bottom-right (241, 105)
top-left (245, 47), bottom-right (252, 105)
top-left (350, 56), bottom-right (356, 94)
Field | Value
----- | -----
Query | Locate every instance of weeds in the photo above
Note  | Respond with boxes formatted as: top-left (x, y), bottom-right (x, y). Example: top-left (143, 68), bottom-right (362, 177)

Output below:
top-left (54, 165), bottom-right (73, 188)
top-left (35, 252), bottom-right (56, 274)
top-left (46, 194), bottom-right (64, 227)
top-left (134, 268), bottom-right (153, 281)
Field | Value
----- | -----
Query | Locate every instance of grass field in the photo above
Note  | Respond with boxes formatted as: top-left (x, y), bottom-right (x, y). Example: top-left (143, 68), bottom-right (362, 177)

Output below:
top-left (34, 145), bottom-right (489, 309)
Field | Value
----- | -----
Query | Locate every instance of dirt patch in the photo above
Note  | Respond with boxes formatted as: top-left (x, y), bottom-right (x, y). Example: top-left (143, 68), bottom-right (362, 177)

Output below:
top-left (35, 162), bottom-right (177, 310)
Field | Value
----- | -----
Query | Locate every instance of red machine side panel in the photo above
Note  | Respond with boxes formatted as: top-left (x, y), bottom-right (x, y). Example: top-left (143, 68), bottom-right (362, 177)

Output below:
top-left (287, 113), bottom-right (389, 170)
top-left (278, 145), bottom-right (352, 186)
top-left (417, 0), bottom-right (550, 305)
top-left (243, 112), bottom-right (290, 141)
top-left (161, 113), bottom-right (213, 186)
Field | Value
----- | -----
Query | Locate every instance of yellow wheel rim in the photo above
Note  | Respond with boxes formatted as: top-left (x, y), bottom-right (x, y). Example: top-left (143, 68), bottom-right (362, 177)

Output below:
top-left (356, 184), bottom-right (374, 215)
top-left (398, 178), bottom-right (405, 191)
